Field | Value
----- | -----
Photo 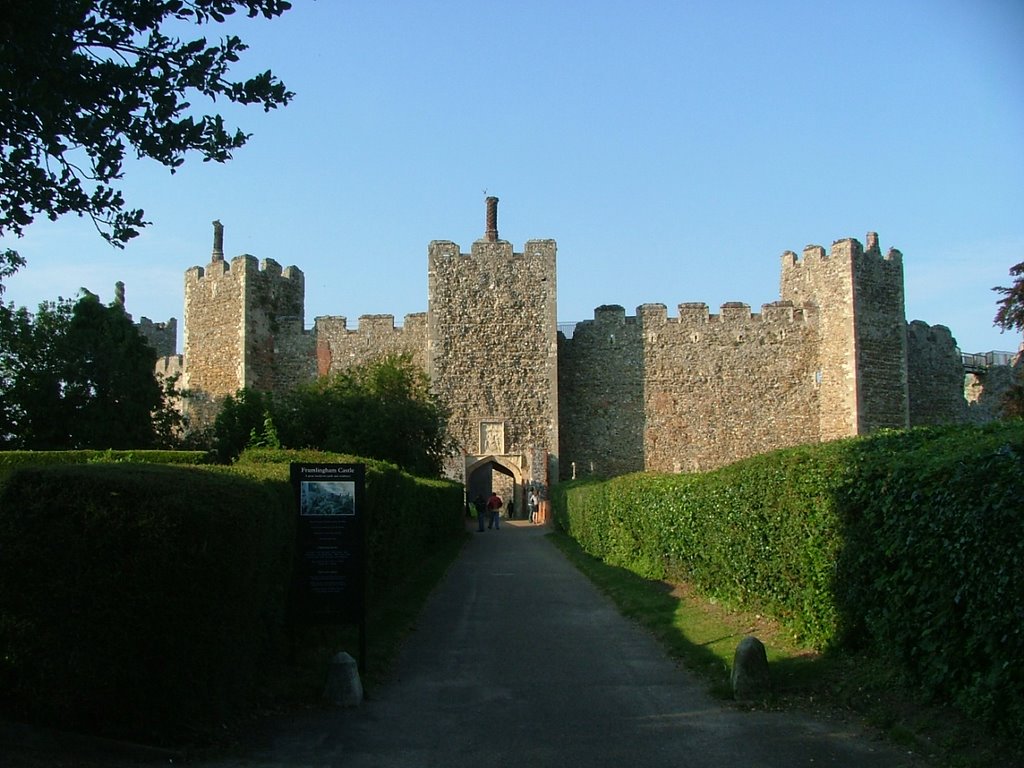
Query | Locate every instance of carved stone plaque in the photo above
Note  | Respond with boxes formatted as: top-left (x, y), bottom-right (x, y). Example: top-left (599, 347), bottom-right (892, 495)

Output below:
top-left (480, 421), bottom-right (505, 455)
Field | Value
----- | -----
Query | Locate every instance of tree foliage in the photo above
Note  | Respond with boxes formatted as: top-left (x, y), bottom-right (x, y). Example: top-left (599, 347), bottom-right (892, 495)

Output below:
top-left (0, 0), bottom-right (294, 249)
top-left (0, 291), bottom-right (183, 448)
top-left (993, 261), bottom-right (1024, 418)
top-left (993, 261), bottom-right (1024, 334)
top-left (211, 355), bottom-right (453, 476)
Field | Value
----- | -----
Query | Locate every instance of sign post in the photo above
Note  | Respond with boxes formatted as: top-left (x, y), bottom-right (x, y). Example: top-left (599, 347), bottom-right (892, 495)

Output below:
top-left (290, 463), bottom-right (367, 673)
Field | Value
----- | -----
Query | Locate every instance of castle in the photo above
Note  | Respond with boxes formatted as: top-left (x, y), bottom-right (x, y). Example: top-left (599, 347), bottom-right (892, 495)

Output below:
top-left (142, 199), bottom-right (1007, 511)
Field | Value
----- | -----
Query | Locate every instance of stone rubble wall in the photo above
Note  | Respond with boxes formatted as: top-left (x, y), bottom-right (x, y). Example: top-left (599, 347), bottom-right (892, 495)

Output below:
top-left (314, 313), bottom-right (427, 376)
top-left (906, 320), bottom-right (968, 425)
top-left (559, 300), bottom-right (820, 476)
top-left (641, 300), bottom-right (821, 473)
top-left (137, 317), bottom-right (177, 358)
top-left (780, 243), bottom-right (858, 440)
top-left (558, 306), bottom-right (646, 478)
top-left (427, 238), bottom-right (558, 485)
top-left (182, 254), bottom-right (310, 426)
top-left (849, 240), bottom-right (909, 431)
top-left (168, 220), bottom-right (1010, 480)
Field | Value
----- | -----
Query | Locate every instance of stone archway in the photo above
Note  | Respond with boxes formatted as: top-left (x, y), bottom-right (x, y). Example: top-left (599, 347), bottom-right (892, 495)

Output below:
top-left (465, 454), bottom-right (524, 520)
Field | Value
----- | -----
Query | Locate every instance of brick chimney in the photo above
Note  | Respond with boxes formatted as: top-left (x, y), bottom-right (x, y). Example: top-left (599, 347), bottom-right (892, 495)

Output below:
top-left (485, 196), bottom-right (499, 242)
top-left (212, 219), bottom-right (224, 261)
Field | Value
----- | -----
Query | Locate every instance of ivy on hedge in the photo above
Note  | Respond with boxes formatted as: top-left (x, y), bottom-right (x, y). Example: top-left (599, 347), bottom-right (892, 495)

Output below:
top-left (552, 421), bottom-right (1024, 738)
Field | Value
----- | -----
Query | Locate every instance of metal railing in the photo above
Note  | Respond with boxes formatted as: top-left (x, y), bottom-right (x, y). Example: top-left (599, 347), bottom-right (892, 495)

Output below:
top-left (557, 322), bottom-right (578, 339)
top-left (962, 350), bottom-right (1016, 372)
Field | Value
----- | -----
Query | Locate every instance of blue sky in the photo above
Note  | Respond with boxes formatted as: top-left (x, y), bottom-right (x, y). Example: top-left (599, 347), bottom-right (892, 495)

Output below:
top-left (3, 0), bottom-right (1023, 354)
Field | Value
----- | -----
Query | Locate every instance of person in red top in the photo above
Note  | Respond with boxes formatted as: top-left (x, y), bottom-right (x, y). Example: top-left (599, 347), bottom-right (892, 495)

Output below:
top-left (486, 491), bottom-right (503, 530)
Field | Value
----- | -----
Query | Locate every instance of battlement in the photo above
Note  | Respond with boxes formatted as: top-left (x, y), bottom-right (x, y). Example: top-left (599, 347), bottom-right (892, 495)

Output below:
top-left (780, 233), bottom-right (903, 270)
top-left (155, 354), bottom-right (183, 379)
top-left (185, 254), bottom-right (304, 284)
top-left (313, 312), bottom-right (428, 376)
top-left (907, 319), bottom-right (956, 346)
top-left (314, 312), bottom-right (427, 334)
top-left (573, 300), bottom-right (813, 332)
top-left (429, 239), bottom-right (557, 262)
top-left (137, 316), bottom-right (178, 357)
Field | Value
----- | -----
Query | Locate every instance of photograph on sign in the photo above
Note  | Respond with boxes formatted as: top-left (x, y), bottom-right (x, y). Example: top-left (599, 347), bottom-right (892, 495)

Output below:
top-left (300, 480), bottom-right (356, 516)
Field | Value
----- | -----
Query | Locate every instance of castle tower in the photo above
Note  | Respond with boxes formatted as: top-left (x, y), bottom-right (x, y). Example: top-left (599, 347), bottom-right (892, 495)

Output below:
top-left (182, 220), bottom-right (310, 424)
top-left (780, 233), bottom-right (908, 439)
top-left (427, 197), bottom-right (559, 505)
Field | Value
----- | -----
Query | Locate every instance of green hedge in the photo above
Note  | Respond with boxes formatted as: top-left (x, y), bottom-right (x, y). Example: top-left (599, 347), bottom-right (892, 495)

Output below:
top-left (835, 423), bottom-right (1024, 735)
top-left (232, 448), bottom-right (465, 601)
top-left (0, 464), bottom-right (291, 738)
top-left (0, 449), bottom-right (464, 741)
top-left (0, 449), bottom-right (212, 466)
top-left (552, 421), bottom-right (1024, 737)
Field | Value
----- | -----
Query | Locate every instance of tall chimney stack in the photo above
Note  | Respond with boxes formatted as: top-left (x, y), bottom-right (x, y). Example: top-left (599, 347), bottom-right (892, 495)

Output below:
top-left (485, 196), bottom-right (499, 242)
top-left (212, 219), bottom-right (224, 261)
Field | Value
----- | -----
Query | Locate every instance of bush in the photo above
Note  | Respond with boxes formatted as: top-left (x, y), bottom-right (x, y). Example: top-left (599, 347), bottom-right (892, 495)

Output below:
top-left (0, 448), bottom-right (463, 741)
top-left (0, 449), bottom-right (211, 466)
top-left (552, 421), bottom-right (1024, 737)
top-left (234, 448), bottom-right (465, 601)
top-left (0, 463), bottom-right (291, 739)
top-left (835, 422), bottom-right (1024, 737)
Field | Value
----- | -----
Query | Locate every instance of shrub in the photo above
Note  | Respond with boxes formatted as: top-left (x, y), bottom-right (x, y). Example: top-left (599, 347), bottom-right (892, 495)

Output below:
top-left (0, 464), bottom-right (291, 739)
top-left (552, 421), bottom-right (1024, 737)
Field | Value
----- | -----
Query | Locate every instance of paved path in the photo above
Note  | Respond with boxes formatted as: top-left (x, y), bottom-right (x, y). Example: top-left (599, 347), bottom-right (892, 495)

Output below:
top-left (204, 520), bottom-right (918, 767)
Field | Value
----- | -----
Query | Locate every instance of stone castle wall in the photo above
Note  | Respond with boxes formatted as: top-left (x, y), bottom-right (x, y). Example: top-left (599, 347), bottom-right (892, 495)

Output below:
top-left (314, 313), bottom-right (427, 376)
top-left (159, 213), bottom-right (1012, 482)
top-left (641, 300), bottom-right (821, 473)
top-left (558, 305), bottom-right (646, 477)
top-left (906, 320), bottom-right (968, 425)
top-left (137, 317), bottom-right (177, 359)
top-left (559, 301), bottom-right (820, 475)
top-left (848, 237), bottom-right (909, 432)
top-left (427, 236), bottom-right (559, 485)
top-left (182, 252), bottom-right (310, 423)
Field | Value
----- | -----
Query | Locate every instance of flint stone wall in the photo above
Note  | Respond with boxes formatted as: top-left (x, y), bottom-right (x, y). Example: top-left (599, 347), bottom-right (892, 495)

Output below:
top-left (906, 320), bottom-right (967, 425)
top-left (427, 238), bottom-right (558, 484)
top-left (314, 313), bottom-right (427, 376)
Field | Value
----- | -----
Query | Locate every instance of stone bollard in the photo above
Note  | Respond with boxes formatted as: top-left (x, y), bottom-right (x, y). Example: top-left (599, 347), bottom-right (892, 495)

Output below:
top-left (731, 635), bottom-right (770, 701)
top-left (324, 651), bottom-right (363, 707)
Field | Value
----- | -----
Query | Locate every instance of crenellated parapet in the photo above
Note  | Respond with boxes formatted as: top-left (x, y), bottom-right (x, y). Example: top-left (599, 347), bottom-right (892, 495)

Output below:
top-left (314, 312), bottom-right (428, 376)
top-left (137, 316), bottom-right (177, 358)
top-left (155, 354), bottom-right (183, 380)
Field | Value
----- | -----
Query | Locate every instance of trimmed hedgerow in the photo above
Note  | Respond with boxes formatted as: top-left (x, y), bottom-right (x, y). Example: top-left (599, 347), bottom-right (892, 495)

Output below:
top-left (233, 448), bottom-right (465, 601)
top-left (552, 421), bottom-right (1024, 738)
top-left (0, 449), bottom-right (212, 466)
top-left (0, 448), bottom-right (464, 742)
top-left (0, 463), bottom-right (291, 739)
top-left (835, 423), bottom-right (1024, 738)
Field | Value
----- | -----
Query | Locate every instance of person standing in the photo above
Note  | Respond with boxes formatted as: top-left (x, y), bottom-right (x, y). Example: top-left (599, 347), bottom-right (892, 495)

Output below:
top-left (528, 489), bottom-right (540, 525)
top-left (473, 494), bottom-right (487, 533)
top-left (486, 491), bottom-right (503, 530)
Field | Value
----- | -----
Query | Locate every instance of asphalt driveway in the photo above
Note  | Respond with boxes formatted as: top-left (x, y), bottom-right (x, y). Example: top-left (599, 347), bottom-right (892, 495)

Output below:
top-left (198, 519), bottom-right (918, 768)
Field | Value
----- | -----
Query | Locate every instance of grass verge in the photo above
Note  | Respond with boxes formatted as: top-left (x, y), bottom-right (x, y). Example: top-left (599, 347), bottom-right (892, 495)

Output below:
top-left (548, 530), bottom-right (1024, 768)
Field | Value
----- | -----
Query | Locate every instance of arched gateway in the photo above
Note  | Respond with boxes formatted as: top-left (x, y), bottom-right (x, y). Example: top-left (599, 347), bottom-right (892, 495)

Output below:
top-left (465, 454), bottom-right (524, 519)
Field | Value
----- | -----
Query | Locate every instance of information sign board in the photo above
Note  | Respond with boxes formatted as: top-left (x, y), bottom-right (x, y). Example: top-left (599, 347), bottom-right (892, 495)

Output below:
top-left (290, 463), bottom-right (366, 624)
